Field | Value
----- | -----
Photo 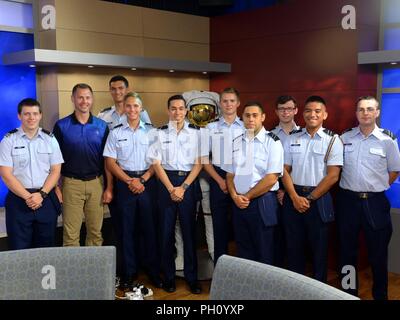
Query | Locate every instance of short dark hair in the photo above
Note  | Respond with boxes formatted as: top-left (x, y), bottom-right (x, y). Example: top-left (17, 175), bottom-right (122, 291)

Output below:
top-left (305, 95), bottom-right (326, 106)
top-left (109, 75), bottom-right (129, 88)
top-left (243, 101), bottom-right (264, 114)
top-left (276, 95), bottom-right (297, 107)
top-left (17, 98), bottom-right (41, 114)
top-left (357, 95), bottom-right (380, 109)
top-left (220, 87), bottom-right (240, 100)
top-left (72, 83), bottom-right (93, 96)
top-left (167, 94), bottom-right (186, 109)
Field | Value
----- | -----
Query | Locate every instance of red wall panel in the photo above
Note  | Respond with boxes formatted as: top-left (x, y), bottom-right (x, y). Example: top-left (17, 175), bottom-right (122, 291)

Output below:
top-left (210, 0), bottom-right (381, 270)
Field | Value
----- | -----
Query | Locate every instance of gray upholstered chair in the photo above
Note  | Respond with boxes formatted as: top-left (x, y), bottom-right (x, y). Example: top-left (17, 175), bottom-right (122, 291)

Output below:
top-left (0, 246), bottom-right (116, 300)
top-left (209, 255), bottom-right (359, 300)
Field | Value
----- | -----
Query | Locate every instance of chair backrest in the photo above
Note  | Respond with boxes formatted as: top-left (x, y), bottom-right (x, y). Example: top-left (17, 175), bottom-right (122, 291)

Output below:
top-left (0, 246), bottom-right (116, 300)
top-left (209, 255), bottom-right (359, 300)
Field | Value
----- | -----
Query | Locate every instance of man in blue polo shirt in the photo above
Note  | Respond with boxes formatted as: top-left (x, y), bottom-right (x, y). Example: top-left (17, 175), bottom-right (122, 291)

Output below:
top-left (53, 83), bottom-right (109, 246)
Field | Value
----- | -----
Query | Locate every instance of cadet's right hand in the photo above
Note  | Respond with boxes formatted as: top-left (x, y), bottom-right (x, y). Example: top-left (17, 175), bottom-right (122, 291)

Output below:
top-left (55, 186), bottom-right (63, 203)
top-left (218, 179), bottom-right (228, 194)
top-left (26, 192), bottom-right (43, 211)
top-left (292, 195), bottom-right (310, 213)
top-left (277, 189), bottom-right (285, 205)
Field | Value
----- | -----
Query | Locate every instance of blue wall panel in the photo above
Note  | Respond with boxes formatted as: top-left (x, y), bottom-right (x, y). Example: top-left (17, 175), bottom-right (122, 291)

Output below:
top-left (0, 31), bottom-right (36, 206)
top-left (381, 93), bottom-right (400, 209)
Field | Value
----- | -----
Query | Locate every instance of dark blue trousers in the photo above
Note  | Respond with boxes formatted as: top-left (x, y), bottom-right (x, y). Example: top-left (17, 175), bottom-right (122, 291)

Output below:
top-left (5, 190), bottom-right (59, 250)
top-left (336, 188), bottom-right (392, 300)
top-left (158, 173), bottom-right (198, 283)
top-left (209, 166), bottom-right (233, 264)
top-left (282, 188), bottom-right (330, 283)
top-left (232, 192), bottom-right (277, 265)
top-left (115, 178), bottom-right (160, 281)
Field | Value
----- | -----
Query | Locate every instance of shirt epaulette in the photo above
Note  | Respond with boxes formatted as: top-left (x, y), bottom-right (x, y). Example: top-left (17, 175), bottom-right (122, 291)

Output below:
top-left (342, 128), bottom-right (353, 135)
top-left (158, 125), bottom-right (168, 130)
top-left (268, 132), bottom-right (280, 142)
top-left (112, 124), bottom-right (123, 130)
top-left (5, 128), bottom-right (18, 137)
top-left (290, 128), bottom-right (302, 135)
top-left (100, 106), bottom-right (112, 113)
top-left (323, 128), bottom-right (335, 136)
top-left (41, 129), bottom-right (54, 137)
top-left (382, 129), bottom-right (396, 140)
top-left (188, 124), bottom-right (200, 130)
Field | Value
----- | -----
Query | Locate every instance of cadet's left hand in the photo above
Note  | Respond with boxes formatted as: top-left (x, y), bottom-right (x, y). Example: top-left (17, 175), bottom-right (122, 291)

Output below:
top-left (129, 178), bottom-right (145, 194)
top-left (171, 187), bottom-right (185, 202)
top-left (102, 188), bottom-right (113, 204)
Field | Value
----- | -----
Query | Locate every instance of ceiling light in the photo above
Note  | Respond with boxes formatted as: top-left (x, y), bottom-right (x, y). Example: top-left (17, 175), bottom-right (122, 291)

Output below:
top-left (131, 67), bottom-right (137, 71)
top-left (88, 65), bottom-right (94, 68)
top-left (169, 69), bottom-right (175, 73)
top-left (391, 62), bottom-right (398, 65)
top-left (29, 64), bottom-right (36, 68)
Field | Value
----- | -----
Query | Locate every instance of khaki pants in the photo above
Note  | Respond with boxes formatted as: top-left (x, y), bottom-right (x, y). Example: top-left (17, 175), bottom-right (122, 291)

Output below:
top-left (62, 176), bottom-right (104, 246)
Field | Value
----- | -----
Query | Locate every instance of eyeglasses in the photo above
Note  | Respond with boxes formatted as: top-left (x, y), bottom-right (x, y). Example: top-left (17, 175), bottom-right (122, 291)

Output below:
top-left (277, 107), bottom-right (296, 113)
top-left (357, 107), bottom-right (378, 113)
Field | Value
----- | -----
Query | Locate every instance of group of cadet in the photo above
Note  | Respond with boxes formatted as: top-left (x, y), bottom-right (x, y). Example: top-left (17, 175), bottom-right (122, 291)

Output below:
top-left (0, 74), bottom-right (399, 300)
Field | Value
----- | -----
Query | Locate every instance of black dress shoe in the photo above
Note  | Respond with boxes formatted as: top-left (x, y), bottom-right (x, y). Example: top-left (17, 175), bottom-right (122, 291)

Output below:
top-left (162, 280), bottom-right (176, 293)
top-left (149, 275), bottom-right (163, 288)
top-left (188, 281), bottom-right (201, 294)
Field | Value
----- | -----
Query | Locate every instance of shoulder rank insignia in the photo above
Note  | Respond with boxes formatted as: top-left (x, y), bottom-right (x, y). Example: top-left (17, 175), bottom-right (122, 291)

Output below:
top-left (158, 125), bottom-right (168, 130)
top-left (5, 128), bottom-right (18, 137)
top-left (100, 106), bottom-right (112, 113)
top-left (268, 132), bottom-right (280, 142)
top-left (323, 128), bottom-right (335, 136)
top-left (112, 124), bottom-right (123, 130)
top-left (41, 129), bottom-right (54, 137)
top-left (382, 129), bottom-right (396, 140)
top-left (341, 128), bottom-right (353, 135)
top-left (289, 128), bottom-right (302, 135)
top-left (188, 124), bottom-right (200, 130)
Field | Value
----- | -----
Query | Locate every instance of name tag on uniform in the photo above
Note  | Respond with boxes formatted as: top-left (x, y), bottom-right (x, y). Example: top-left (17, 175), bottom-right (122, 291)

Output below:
top-left (290, 144), bottom-right (301, 146)
top-left (163, 141), bottom-right (172, 144)
top-left (118, 139), bottom-right (127, 142)
top-left (14, 146), bottom-right (25, 149)
top-left (344, 143), bottom-right (352, 146)
top-left (213, 131), bottom-right (224, 135)
top-left (370, 148), bottom-right (386, 157)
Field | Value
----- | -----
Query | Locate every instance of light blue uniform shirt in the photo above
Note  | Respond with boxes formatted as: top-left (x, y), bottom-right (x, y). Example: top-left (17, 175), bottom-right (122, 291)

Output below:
top-left (284, 127), bottom-right (343, 187)
top-left (205, 116), bottom-right (244, 172)
top-left (98, 105), bottom-right (152, 129)
top-left (146, 121), bottom-right (201, 172)
top-left (0, 127), bottom-right (64, 188)
top-left (103, 120), bottom-right (153, 171)
top-left (271, 123), bottom-right (300, 147)
top-left (228, 127), bottom-right (284, 194)
top-left (339, 126), bottom-right (400, 192)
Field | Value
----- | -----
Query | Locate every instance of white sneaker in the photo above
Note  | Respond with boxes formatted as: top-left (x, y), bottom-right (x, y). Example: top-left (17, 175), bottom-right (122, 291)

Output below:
top-left (135, 284), bottom-right (153, 298)
top-left (125, 289), bottom-right (143, 300)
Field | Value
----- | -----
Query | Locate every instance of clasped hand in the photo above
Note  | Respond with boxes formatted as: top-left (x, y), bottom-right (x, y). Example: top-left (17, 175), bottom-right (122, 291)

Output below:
top-left (26, 192), bottom-right (43, 211)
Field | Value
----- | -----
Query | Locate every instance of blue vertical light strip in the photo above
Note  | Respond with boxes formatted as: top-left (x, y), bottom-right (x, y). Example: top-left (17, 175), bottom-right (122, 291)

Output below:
top-left (381, 1), bottom-right (400, 209)
top-left (381, 93), bottom-right (400, 209)
top-left (0, 31), bottom-right (36, 206)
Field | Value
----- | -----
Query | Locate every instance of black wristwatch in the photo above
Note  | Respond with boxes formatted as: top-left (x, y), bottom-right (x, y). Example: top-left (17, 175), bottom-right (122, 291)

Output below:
top-left (306, 193), bottom-right (316, 202)
top-left (139, 177), bottom-right (146, 184)
top-left (39, 189), bottom-right (48, 199)
top-left (182, 183), bottom-right (190, 191)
